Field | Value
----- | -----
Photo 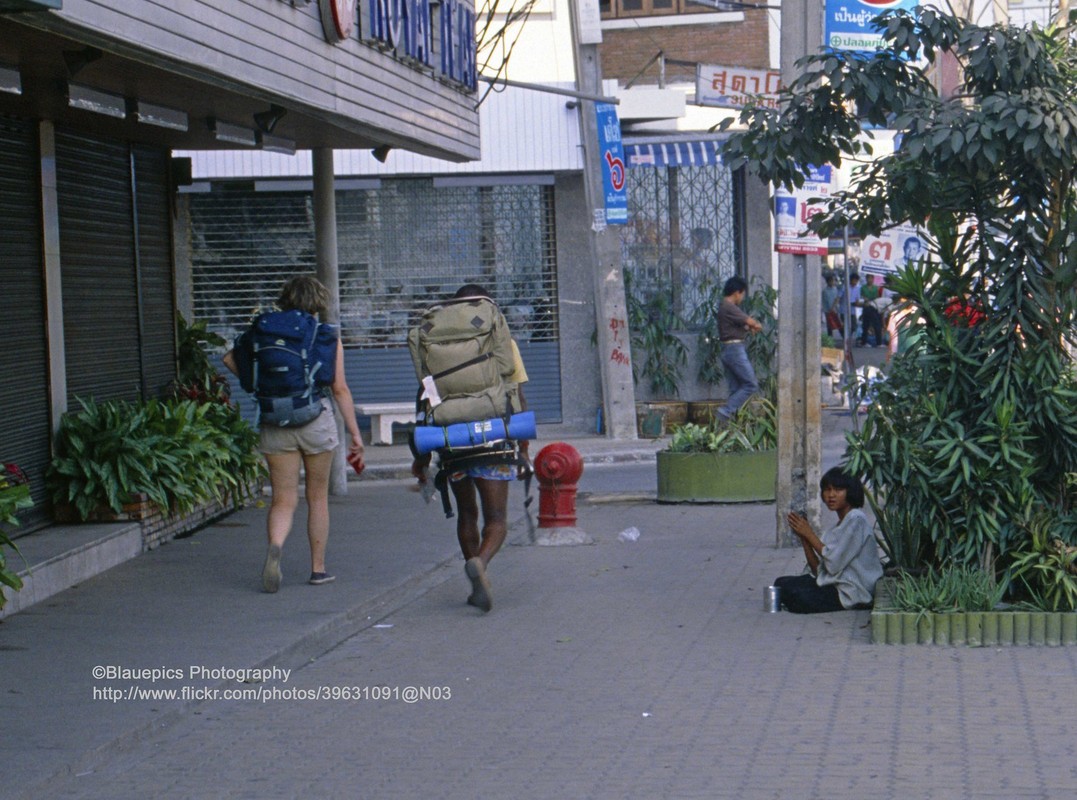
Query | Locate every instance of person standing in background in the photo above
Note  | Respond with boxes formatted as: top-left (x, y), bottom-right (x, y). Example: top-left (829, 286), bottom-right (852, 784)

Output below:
top-left (715, 276), bottom-right (763, 422)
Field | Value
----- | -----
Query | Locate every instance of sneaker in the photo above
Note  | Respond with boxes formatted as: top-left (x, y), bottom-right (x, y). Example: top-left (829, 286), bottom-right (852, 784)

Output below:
top-left (464, 557), bottom-right (492, 612)
top-left (262, 545), bottom-right (283, 593)
top-left (308, 572), bottom-right (336, 585)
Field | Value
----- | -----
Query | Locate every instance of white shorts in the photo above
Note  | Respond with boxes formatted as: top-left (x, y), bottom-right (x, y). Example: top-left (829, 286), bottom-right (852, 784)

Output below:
top-left (259, 402), bottom-right (338, 455)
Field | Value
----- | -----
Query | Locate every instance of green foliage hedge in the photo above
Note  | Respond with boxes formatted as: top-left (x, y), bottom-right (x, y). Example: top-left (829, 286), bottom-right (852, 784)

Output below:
top-left (47, 397), bottom-right (264, 521)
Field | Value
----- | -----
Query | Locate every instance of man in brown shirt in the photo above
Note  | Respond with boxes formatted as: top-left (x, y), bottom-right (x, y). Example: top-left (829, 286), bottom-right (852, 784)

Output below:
top-left (716, 276), bottom-right (763, 421)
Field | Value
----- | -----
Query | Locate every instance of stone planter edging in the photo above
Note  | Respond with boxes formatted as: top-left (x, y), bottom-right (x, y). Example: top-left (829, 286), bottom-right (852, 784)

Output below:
top-left (871, 576), bottom-right (1077, 646)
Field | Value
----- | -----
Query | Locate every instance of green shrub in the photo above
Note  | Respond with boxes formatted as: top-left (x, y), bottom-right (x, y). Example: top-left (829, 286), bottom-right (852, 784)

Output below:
top-left (891, 565), bottom-right (1007, 617)
top-left (1004, 512), bottom-right (1077, 612)
top-left (47, 397), bottom-right (265, 521)
top-left (667, 398), bottom-right (777, 455)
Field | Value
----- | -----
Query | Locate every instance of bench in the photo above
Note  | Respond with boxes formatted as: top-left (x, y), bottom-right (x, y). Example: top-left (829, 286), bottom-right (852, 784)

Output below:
top-left (355, 402), bottom-right (415, 445)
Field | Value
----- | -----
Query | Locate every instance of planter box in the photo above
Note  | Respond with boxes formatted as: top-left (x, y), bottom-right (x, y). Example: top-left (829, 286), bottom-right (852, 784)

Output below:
top-left (635, 401), bottom-right (689, 438)
top-left (871, 576), bottom-right (1077, 646)
top-left (687, 400), bottom-right (723, 426)
top-left (52, 486), bottom-right (261, 551)
top-left (656, 449), bottom-right (776, 503)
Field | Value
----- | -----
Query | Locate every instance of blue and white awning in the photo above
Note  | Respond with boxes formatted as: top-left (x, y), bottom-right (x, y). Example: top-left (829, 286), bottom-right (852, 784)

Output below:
top-left (623, 140), bottom-right (723, 168)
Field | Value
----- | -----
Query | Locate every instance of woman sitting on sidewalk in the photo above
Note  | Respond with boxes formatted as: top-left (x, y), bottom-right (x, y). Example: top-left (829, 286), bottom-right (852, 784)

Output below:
top-left (775, 467), bottom-right (883, 613)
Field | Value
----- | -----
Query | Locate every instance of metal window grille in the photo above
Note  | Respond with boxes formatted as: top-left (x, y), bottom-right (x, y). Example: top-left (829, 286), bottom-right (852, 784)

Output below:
top-left (620, 162), bottom-right (742, 329)
top-left (190, 179), bottom-right (559, 347)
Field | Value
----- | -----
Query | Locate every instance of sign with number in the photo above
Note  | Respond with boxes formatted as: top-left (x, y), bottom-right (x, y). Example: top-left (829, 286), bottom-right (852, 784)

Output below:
top-left (595, 103), bottom-right (627, 225)
top-left (860, 223), bottom-right (924, 277)
top-left (774, 165), bottom-right (832, 255)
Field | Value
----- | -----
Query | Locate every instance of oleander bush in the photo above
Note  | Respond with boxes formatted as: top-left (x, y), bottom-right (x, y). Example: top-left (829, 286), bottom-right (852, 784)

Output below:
top-left (721, 8), bottom-right (1077, 576)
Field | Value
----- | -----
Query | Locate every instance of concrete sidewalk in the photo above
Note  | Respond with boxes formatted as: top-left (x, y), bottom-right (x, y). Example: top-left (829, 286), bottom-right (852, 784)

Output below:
top-left (7, 410), bottom-right (1077, 799)
top-left (0, 379), bottom-right (869, 796)
top-left (0, 427), bottom-right (668, 795)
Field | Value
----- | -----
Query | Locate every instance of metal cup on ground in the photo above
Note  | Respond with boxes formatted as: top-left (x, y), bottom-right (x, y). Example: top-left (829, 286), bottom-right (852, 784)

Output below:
top-left (765, 585), bottom-right (781, 613)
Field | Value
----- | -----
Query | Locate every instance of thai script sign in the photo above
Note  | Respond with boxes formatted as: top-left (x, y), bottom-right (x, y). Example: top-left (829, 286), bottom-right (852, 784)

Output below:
top-left (696, 64), bottom-right (780, 110)
top-left (825, 0), bottom-right (919, 52)
top-left (595, 103), bottom-right (627, 225)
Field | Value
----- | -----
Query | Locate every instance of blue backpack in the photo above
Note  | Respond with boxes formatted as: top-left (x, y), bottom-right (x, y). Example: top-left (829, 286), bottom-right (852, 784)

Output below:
top-left (233, 310), bottom-right (338, 427)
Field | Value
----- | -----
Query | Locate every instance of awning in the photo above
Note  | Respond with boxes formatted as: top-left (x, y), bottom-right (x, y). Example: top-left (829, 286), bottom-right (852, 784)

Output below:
top-left (623, 140), bottom-right (723, 168)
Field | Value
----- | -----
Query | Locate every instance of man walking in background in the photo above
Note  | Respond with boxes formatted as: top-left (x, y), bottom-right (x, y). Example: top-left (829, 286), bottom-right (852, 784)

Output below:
top-left (716, 276), bottom-right (763, 422)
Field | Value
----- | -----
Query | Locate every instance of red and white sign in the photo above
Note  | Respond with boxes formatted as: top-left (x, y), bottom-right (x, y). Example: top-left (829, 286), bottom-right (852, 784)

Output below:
top-left (321, 0), bottom-right (357, 43)
top-left (774, 166), bottom-right (833, 255)
top-left (696, 64), bottom-right (781, 110)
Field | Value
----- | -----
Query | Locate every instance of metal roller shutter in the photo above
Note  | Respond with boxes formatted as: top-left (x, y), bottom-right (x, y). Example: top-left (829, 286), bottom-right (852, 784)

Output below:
top-left (132, 145), bottom-right (177, 398)
top-left (56, 129), bottom-right (142, 405)
top-left (190, 179), bottom-right (563, 423)
top-left (0, 114), bottom-right (50, 531)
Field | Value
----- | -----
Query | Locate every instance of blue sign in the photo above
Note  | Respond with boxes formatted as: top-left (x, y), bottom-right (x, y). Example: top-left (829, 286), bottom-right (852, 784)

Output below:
top-left (595, 103), bottom-right (627, 225)
top-left (825, 0), bottom-right (918, 52)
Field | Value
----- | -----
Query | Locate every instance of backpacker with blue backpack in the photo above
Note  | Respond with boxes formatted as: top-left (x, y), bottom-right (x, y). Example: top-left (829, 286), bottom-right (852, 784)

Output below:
top-left (232, 310), bottom-right (338, 427)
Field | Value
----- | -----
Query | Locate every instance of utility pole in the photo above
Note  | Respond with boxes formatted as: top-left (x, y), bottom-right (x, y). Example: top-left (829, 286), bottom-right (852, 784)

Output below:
top-left (312, 146), bottom-right (347, 495)
top-left (568, 0), bottom-right (637, 439)
top-left (775, 0), bottom-right (823, 546)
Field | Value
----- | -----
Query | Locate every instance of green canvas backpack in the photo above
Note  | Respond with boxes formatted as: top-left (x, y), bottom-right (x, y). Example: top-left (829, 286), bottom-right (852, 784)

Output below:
top-left (407, 295), bottom-right (519, 425)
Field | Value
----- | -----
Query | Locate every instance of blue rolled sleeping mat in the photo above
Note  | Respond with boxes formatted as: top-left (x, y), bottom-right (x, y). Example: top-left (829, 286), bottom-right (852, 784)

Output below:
top-left (413, 411), bottom-right (536, 455)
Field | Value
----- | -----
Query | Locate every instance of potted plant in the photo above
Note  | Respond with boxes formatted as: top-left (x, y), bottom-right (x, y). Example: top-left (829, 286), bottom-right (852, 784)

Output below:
top-left (656, 397), bottom-right (777, 503)
top-left (624, 268), bottom-right (689, 435)
top-left (47, 395), bottom-right (264, 525)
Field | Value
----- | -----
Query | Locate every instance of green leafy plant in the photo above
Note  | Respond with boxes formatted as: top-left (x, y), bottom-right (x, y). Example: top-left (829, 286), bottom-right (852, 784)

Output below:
top-left (47, 397), bottom-right (265, 521)
top-left (0, 463), bottom-right (32, 607)
top-left (693, 277), bottom-right (778, 404)
top-left (1004, 512), bottom-right (1077, 612)
top-left (624, 267), bottom-right (688, 398)
top-left (172, 314), bottom-right (231, 404)
top-left (891, 565), bottom-right (1008, 619)
top-left (667, 398), bottom-right (777, 455)
top-left (721, 9), bottom-right (1077, 572)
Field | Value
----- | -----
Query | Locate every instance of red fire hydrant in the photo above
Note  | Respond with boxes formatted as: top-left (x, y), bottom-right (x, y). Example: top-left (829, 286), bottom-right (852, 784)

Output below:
top-left (534, 442), bottom-right (584, 529)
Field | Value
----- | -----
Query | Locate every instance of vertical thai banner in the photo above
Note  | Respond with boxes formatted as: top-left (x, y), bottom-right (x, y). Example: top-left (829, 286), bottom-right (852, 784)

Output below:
top-left (825, 0), bottom-right (919, 52)
top-left (774, 165), bottom-right (832, 255)
top-left (595, 103), bottom-right (627, 225)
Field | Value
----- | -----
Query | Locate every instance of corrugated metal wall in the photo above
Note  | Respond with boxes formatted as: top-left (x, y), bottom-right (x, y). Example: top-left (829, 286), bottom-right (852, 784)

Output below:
top-left (57, 130), bottom-right (143, 404)
top-left (0, 114), bottom-right (50, 529)
top-left (57, 130), bottom-right (176, 405)
top-left (188, 177), bottom-right (563, 424)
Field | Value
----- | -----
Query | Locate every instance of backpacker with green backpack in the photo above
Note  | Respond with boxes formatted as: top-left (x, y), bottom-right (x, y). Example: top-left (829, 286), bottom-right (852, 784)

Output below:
top-left (407, 292), bottom-right (532, 521)
top-left (407, 294), bottom-right (519, 426)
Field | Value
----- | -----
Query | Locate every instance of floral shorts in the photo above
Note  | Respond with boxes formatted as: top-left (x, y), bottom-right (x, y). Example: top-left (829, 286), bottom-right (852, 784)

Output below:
top-left (448, 463), bottom-right (517, 482)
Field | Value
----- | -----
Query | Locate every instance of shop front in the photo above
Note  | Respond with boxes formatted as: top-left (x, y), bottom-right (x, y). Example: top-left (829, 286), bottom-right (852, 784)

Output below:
top-left (0, 0), bottom-right (479, 528)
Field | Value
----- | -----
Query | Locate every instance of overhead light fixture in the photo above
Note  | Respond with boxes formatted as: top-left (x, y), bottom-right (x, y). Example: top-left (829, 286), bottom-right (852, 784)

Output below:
top-left (132, 100), bottom-right (188, 131)
top-left (209, 118), bottom-right (257, 146)
top-left (63, 46), bottom-right (103, 79)
top-left (371, 145), bottom-right (392, 163)
top-left (0, 65), bottom-right (21, 96)
top-left (67, 83), bottom-right (126, 119)
top-left (258, 132), bottom-right (297, 156)
top-left (253, 104), bottom-right (287, 134)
